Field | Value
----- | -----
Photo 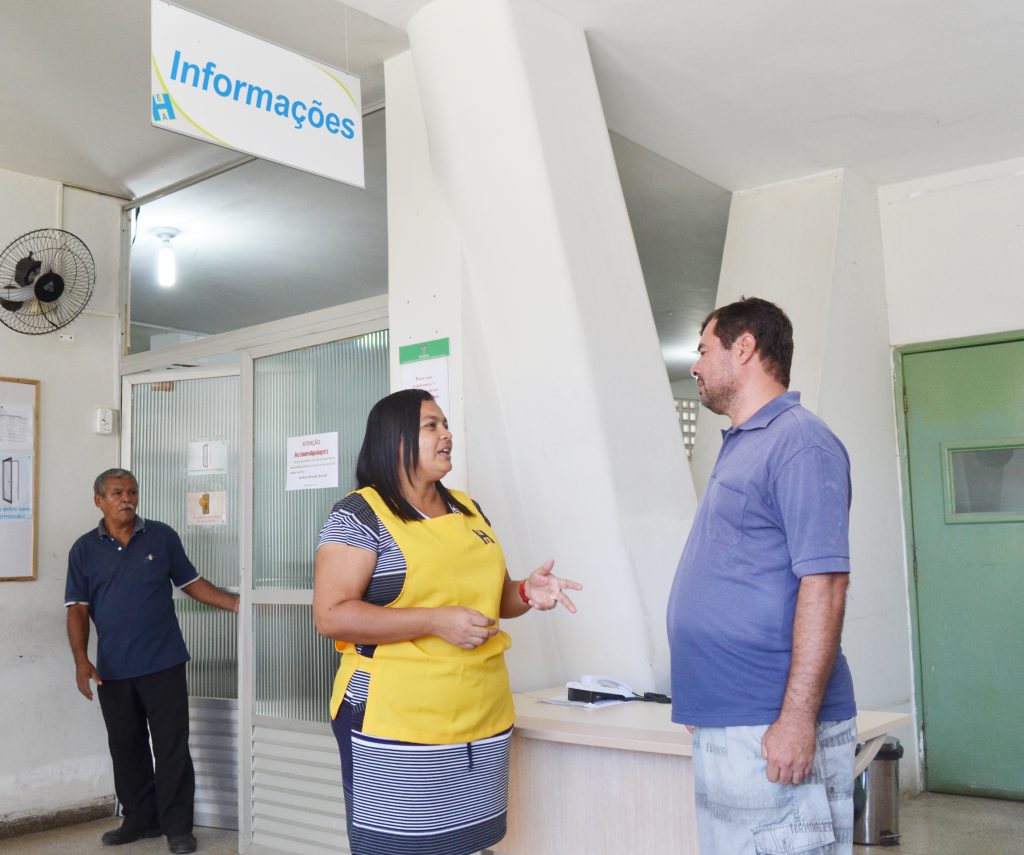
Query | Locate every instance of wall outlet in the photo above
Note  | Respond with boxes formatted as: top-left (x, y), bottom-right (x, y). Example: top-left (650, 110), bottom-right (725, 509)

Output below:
top-left (94, 408), bottom-right (115, 435)
top-left (58, 333), bottom-right (75, 343)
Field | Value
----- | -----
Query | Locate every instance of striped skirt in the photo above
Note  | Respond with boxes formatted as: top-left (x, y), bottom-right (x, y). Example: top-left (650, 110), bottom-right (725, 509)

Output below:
top-left (331, 671), bottom-right (511, 855)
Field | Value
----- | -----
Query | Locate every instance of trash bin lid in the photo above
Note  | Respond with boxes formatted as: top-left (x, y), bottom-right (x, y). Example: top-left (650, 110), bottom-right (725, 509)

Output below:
top-left (876, 738), bottom-right (904, 760)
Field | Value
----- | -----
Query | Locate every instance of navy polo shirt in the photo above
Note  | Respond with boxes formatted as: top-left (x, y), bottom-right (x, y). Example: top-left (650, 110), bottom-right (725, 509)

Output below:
top-left (65, 516), bottom-right (199, 681)
top-left (667, 392), bottom-right (856, 727)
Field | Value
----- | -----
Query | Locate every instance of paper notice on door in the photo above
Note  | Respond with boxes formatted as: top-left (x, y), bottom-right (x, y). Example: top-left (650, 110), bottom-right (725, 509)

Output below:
top-left (186, 490), bottom-right (227, 526)
top-left (187, 439), bottom-right (228, 476)
top-left (286, 431), bottom-right (339, 491)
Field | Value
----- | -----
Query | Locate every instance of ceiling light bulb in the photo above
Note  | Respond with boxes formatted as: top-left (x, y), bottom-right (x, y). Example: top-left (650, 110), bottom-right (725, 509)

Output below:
top-left (157, 239), bottom-right (176, 287)
top-left (153, 228), bottom-right (180, 287)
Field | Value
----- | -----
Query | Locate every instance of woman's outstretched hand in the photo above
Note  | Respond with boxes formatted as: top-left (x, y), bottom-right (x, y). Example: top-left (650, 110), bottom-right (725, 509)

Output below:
top-left (523, 559), bottom-right (582, 613)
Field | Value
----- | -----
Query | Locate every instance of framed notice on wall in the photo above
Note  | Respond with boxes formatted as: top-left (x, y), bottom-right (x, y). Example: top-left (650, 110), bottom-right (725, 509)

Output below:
top-left (0, 378), bottom-right (39, 581)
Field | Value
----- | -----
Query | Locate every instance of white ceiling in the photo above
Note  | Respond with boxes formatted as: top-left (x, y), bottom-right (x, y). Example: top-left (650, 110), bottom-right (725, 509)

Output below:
top-left (355, 0), bottom-right (1024, 189)
top-left (3, 0), bottom-right (1023, 379)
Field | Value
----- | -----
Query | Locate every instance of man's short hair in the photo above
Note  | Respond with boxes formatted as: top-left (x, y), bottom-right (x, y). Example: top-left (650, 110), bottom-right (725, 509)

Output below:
top-left (701, 297), bottom-right (794, 387)
top-left (94, 468), bottom-right (138, 497)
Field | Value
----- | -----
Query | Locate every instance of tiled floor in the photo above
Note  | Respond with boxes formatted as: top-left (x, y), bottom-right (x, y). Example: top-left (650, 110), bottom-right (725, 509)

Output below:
top-left (3, 793), bottom-right (1022, 853)
top-left (853, 793), bottom-right (1024, 855)
top-left (0, 818), bottom-right (238, 855)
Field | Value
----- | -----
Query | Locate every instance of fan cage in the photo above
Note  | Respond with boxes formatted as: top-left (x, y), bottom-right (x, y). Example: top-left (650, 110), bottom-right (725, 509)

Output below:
top-left (0, 228), bottom-right (96, 334)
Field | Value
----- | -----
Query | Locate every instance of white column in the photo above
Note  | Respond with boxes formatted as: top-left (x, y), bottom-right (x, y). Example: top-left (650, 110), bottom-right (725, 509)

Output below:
top-left (387, 0), bottom-right (694, 692)
top-left (690, 170), bottom-right (847, 491)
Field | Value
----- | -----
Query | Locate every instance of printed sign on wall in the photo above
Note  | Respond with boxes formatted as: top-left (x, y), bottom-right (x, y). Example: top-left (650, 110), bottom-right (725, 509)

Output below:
top-left (399, 338), bottom-right (451, 418)
top-left (0, 379), bottom-right (39, 581)
top-left (151, 0), bottom-right (364, 187)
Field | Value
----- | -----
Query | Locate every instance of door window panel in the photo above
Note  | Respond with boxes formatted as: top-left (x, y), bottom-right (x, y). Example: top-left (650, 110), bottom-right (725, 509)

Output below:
top-left (132, 374), bottom-right (240, 698)
top-left (944, 441), bottom-right (1024, 521)
top-left (250, 330), bottom-right (388, 724)
top-left (252, 330), bottom-right (389, 589)
top-left (253, 604), bottom-right (338, 722)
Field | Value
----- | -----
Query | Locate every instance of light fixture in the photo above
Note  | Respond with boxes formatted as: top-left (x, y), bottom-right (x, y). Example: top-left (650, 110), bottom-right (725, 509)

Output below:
top-left (153, 228), bottom-right (180, 287)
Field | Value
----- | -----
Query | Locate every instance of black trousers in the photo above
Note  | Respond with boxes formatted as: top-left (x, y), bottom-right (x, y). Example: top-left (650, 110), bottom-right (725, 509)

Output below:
top-left (97, 663), bottom-right (194, 835)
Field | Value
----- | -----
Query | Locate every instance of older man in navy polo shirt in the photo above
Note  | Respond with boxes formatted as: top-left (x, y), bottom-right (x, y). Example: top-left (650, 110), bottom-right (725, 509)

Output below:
top-left (66, 469), bottom-right (239, 855)
top-left (668, 298), bottom-right (856, 855)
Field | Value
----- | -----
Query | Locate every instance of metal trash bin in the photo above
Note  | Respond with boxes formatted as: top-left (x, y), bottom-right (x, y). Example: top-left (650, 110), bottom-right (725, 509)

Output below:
top-left (853, 738), bottom-right (904, 846)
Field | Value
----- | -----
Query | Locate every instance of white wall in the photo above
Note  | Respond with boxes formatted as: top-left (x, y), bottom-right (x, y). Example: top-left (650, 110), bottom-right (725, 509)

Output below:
top-left (383, 50), bottom-right (468, 490)
top-left (819, 171), bottom-right (919, 788)
top-left (881, 156), bottom-right (1024, 344)
top-left (0, 168), bottom-right (122, 820)
top-left (691, 171), bottom-right (845, 493)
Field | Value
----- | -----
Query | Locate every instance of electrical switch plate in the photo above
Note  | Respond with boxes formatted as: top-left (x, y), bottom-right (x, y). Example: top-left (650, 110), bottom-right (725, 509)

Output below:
top-left (95, 408), bottom-right (114, 435)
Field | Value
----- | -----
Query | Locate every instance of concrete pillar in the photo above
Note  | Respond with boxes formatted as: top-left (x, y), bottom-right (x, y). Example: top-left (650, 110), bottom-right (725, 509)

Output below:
top-left (386, 0), bottom-right (694, 691)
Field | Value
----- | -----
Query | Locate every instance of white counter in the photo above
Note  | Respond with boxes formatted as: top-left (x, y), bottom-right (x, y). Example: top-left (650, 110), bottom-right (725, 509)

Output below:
top-left (499, 689), bottom-right (911, 854)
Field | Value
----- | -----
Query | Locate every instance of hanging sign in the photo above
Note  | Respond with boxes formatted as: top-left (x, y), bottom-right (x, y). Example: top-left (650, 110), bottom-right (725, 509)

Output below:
top-left (150, 0), bottom-right (364, 187)
top-left (399, 338), bottom-right (451, 417)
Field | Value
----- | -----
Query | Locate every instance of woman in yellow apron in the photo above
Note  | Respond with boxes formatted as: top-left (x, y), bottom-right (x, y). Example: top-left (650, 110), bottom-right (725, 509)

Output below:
top-left (313, 389), bottom-right (581, 855)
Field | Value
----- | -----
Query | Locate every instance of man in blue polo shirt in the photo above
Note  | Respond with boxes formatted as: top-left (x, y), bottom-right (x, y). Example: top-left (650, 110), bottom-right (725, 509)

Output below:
top-left (66, 469), bottom-right (239, 855)
top-left (668, 298), bottom-right (856, 855)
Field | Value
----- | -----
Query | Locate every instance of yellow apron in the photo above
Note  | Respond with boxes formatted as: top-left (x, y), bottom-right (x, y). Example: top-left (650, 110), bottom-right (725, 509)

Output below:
top-left (328, 487), bottom-right (514, 744)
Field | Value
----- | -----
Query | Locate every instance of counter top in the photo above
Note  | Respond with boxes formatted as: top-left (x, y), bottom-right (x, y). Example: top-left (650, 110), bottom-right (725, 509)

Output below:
top-left (513, 688), bottom-right (911, 757)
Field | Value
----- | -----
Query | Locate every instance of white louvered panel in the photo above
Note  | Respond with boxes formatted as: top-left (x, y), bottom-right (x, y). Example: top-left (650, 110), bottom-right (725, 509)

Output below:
top-left (253, 725), bottom-right (339, 750)
top-left (251, 723), bottom-right (348, 855)
top-left (253, 816), bottom-right (343, 848)
top-left (194, 705), bottom-right (238, 738)
top-left (254, 801), bottom-right (341, 832)
top-left (256, 740), bottom-right (337, 767)
top-left (253, 724), bottom-right (342, 745)
top-left (253, 756), bottom-right (341, 784)
top-left (190, 698), bottom-right (239, 830)
top-left (193, 757), bottom-right (237, 778)
top-left (252, 825), bottom-right (346, 855)
top-left (195, 784), bottom-right (236, 812)
top-left (253, 781), bottom-right (342, 807)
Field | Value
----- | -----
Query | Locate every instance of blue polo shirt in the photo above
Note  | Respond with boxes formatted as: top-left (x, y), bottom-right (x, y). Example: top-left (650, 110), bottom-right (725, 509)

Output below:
top-left (65, 516), bottom-right (198, 681)
top-left (667, 392), bottom-right (856, 726)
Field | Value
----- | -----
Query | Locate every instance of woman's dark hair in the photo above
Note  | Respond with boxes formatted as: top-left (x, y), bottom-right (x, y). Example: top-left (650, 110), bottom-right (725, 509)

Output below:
top-left (355, 389), bottom-right (473, 522)
top-left (702, 296), bottom-right (794, 387)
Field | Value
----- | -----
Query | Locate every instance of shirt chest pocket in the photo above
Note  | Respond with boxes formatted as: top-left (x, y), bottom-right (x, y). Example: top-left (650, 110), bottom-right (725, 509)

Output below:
top-left (706, 481), bottom-right (747, 546)
top-left (138, 551), bottom-right (171, 586)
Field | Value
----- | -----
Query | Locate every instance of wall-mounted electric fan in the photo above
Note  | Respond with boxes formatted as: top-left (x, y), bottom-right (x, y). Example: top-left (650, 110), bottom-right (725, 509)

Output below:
top-left (0, 228), bottom-right (95, 335)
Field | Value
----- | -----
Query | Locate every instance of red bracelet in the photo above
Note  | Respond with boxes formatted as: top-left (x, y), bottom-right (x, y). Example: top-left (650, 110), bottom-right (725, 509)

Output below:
top-left (518, 579), bottom-right (531, 605)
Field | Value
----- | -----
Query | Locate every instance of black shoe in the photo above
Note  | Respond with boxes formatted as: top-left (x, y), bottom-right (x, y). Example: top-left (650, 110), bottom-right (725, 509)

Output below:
top-left (101, 824), bottom-right (162, 845)
top-left (167, 832), bottom-right (198, 854)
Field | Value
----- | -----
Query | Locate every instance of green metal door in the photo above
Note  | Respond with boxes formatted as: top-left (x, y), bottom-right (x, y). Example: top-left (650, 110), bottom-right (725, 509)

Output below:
top-left (903, 339), bottom-right (1024, 800)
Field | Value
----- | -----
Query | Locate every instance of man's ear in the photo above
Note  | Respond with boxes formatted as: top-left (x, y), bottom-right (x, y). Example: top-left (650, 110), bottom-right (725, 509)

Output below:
top-left (93, 493), bottom-right (103, 509)
top-left (734, 332), bottom-right (758, 365)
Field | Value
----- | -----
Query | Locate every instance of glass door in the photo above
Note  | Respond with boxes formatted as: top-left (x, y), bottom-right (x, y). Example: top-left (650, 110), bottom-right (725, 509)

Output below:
top-left (243, 330), bottom-right (388, 853)
top-left (124, 368), bottom-right (241, 830)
